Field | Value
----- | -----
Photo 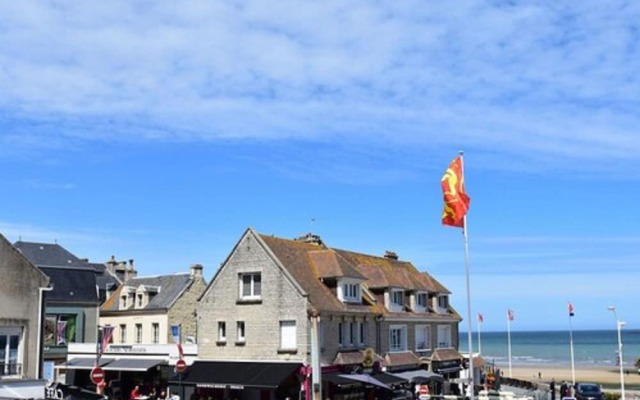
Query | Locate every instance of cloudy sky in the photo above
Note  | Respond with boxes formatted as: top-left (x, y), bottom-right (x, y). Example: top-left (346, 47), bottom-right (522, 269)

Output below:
top-left (1, 1), bottom-right (639, 333)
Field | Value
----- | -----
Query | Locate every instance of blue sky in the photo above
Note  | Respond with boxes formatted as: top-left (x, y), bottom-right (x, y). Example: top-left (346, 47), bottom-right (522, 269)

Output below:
top-left (1, 1), bottom-right (639, 332)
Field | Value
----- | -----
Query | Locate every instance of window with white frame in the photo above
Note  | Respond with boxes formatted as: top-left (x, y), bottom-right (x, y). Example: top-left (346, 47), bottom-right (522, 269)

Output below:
top-left (349, 322), bottom-right (357, 345)
top-left (415, 325), bottom-right (431, 351)
top-left (152, 323), bottom-right (160, 344)
top-left (240, 272), bottom-right (262, 299)
top-left (389, 325), bottom-right (407, 352)
top-left (218, 322), bottom-right (226, 342)
top-left (437, 324), bottom-right (451, 348)
top-left (339, 280), bottom-right (361, 303)
top-left (135, 324), bottom-right (142, 344)
top-left (0, 327), bottom-right (22, 377)
top-left (389, 289), bottom-right (404, 312)
top-left (119, 324), bottom-right (126, 343)
top-left (280, 320), bottom-right (296, 350)
top-left (237, 321), bottom-right (245, 342)
top-left (416, 292), bottom-right (428, 310)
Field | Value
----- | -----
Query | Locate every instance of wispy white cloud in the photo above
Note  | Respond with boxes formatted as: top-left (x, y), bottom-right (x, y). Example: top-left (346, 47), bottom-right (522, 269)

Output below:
top-left (1, 1), bottom-right (639, 173)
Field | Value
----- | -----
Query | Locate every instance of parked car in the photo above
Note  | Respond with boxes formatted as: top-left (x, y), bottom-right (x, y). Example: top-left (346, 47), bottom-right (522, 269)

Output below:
top-left (574, 382), bottom-right (604, 400)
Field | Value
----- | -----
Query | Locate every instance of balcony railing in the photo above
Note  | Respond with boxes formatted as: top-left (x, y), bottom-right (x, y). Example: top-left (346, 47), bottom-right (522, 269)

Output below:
top-left (0, 362), bottom-right (22, 377)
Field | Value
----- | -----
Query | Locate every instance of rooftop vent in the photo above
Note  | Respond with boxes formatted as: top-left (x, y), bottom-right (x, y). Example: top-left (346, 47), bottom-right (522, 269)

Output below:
top-left (383, 251), bottom-right (398, 260)
top-left (295, 233), bottom-right (324, 246)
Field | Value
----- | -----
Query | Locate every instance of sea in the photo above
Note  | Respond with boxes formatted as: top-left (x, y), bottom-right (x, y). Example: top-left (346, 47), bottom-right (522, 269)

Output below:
top-left (458, 329), bottom-right (640, 368)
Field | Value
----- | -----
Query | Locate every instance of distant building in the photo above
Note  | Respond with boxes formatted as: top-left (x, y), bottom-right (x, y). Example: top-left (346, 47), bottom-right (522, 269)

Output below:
top-left (13, 241), bottom-right (101, 381)
top-left (187, 228), bottom-right (461, 400)
top-left (0, 234), bottom-right (50, 398)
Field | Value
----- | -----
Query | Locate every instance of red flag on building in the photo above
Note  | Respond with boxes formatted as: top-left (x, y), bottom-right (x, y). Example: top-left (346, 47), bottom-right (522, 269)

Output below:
top-left (507, 309), bottom-right (515, 321)
top-left (100, 325), bottom-right (115, 356)
top-left (57, 320), bottom-right (67, 345)
top-left (441, 156), bottom-right (470, 228)
top-left (568, 302), bottom-right (575, 317)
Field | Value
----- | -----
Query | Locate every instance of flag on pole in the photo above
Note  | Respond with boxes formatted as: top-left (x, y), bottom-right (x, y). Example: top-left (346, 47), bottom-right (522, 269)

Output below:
top-left (100, 325), bottom-right (115, 356)
top-left (568, 302), bottom-right (575, 317)
top-left (57, 320), bottom-right (67, 345)
top-left (507, 309), bottom-right (515, 321)
top-left (478, 313), bottom-right (484, 323)
top-left (441, 156), bottom-right (470, 228)
top-left (171, 324), bottom-right (183, 358)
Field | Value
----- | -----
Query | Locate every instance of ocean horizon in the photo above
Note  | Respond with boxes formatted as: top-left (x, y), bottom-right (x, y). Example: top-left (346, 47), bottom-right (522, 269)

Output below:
top-left (458, 329), bottom-right (640, 367)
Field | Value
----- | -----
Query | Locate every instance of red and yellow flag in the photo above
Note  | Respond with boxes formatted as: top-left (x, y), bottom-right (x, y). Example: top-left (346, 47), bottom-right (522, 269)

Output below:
top-left (441, 156), bottom-right (470, 227)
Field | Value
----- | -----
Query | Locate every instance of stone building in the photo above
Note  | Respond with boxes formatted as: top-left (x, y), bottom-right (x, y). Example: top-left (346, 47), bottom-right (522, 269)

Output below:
top-left (0, 234), bottom-right (50, 398)
top-left (185, 228), bottom-right (461, 400)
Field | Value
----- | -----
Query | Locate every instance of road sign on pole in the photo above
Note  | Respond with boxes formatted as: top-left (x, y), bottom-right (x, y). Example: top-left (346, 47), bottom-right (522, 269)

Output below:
top-left (175, 359), bottom-right (187, 374)
top-left (90, 367), bottom-right (105, 385)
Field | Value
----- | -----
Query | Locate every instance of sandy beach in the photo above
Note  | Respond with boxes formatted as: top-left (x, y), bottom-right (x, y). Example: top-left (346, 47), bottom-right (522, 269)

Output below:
top-left (503, 364), bottom-right (640, 391)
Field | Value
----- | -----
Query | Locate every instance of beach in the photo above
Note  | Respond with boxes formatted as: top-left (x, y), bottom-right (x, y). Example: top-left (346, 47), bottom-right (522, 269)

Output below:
top-left (504, 364), bottom-right (640, 391)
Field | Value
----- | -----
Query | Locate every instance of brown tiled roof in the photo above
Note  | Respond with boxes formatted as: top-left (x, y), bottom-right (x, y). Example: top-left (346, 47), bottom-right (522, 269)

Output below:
top-left (333, 249), bottom-right (438, 292)
top-left (333, 350), bottom-right (384, 366)
top-left (257, 232), bottom-right (454, 317)
top-left (430, 348), bottom-right (462, 362)
top-left (308, 250), bottom-right (366, 280)
top-left (259, 235), bottom-right (366, 315)
top-left (384, 351), bottom-right (420, 367)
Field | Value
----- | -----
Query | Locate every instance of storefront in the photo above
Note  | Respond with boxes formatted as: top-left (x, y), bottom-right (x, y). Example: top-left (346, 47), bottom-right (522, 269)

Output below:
top-left (169, 360), bottom-right (303, 400)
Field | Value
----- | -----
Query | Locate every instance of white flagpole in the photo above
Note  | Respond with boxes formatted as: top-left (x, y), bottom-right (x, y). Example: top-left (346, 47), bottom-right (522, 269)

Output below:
top-left (477, 315), bottom-right (482, 355)
top-left (459, 152), bottom-right (475, 400)
top-left (507, 311), bottom-right (513, 378)
top-left (569, 304), bottom-right (576, 385)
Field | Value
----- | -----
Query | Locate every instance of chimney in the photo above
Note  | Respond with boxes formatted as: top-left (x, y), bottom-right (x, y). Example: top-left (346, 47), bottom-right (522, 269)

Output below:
top-left (190, 264), bottom-right (204, 279)
top-left (383, 251), bottom-right (398, 260)
top-left (295, 233), bottom-right (324, 246)
top-left (123, 262), bottom-right (137, 282)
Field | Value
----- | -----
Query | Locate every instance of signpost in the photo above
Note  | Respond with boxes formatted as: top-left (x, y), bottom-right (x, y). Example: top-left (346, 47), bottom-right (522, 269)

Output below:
top-left (90, 367), bottom-right (105, 386)
top-left (175, 359), bottom-right (186, 374)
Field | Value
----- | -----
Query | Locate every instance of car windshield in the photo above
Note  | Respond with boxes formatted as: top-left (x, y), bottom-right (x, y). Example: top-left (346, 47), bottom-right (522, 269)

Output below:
top-left (579, 384), bottom-right (600, 394)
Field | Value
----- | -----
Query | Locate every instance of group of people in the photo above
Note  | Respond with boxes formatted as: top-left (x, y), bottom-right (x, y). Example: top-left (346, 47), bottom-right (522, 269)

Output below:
top-left (129, 384), bottom-right (180, 400)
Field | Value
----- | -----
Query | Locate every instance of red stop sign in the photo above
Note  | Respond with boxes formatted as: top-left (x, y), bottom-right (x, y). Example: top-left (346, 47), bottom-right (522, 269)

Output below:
top-left (175, 359), bottom-right (187, 373)
top-left (90, 367), bottom-right (105, 385)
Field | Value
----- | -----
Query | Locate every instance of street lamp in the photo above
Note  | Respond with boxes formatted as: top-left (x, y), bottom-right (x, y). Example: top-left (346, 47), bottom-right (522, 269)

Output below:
top-left (607, 306), bottom-right (626, 400)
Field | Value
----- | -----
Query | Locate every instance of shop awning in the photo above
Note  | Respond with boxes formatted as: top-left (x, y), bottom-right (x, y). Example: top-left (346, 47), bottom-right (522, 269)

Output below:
top-left (391, 370), bottom-right (444, 383)
top-left (102, 358), bottom-right (166, 372)
top-left (371, 372), bottom-right (407, 386)
top-left (57, 358), bottom-right (115, 370)
top-left (170, 361), bottom-right (302, 390)
top-left (338, 374), bottom-right (391, 390)
top-left (322, 372), bottom-right (361, 387)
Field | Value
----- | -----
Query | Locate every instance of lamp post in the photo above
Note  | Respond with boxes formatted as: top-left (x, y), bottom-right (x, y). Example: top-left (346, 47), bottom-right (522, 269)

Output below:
top-left (607, 306), bottom-right (626, 400)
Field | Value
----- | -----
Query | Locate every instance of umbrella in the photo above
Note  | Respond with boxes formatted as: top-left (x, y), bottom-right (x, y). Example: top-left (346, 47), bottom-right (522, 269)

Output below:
top-left (391, 370), bottom-right (445, 383)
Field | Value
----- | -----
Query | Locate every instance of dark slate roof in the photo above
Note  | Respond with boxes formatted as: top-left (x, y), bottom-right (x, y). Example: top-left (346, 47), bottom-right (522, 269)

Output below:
top-left (14, 241), bottom-right (87, 268)
top-left (14, 241), bottom-right (99, 303)
top-left (37, 266), bottom-right (98, 302)
top-left (101, 273), bottom-right (193, 312)
top-left (90, 262), bottom-right (120, 290)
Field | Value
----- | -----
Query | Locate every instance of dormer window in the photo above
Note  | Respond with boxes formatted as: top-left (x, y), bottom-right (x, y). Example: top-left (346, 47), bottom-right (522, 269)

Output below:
top-left (388, 289), bottom-right (404, 312)
top-left (435, 294), bottom-right (449, 314)
top-left (337, 278), bottom-right (362, 303)
top-left (134, 285), bottom-right (160, 309)
top-left (414, 291), bottom-right (428, 312)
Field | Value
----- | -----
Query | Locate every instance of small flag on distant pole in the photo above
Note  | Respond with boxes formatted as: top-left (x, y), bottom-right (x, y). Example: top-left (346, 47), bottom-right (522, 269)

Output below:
top-left (478, 313), bottom-right (484, 323)
top-left (507, 309), bottom-right (515, 321)
top-left (568, 302), bottom-right (575, 317)
top-left (441, 156), bottom-right (471, 228)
